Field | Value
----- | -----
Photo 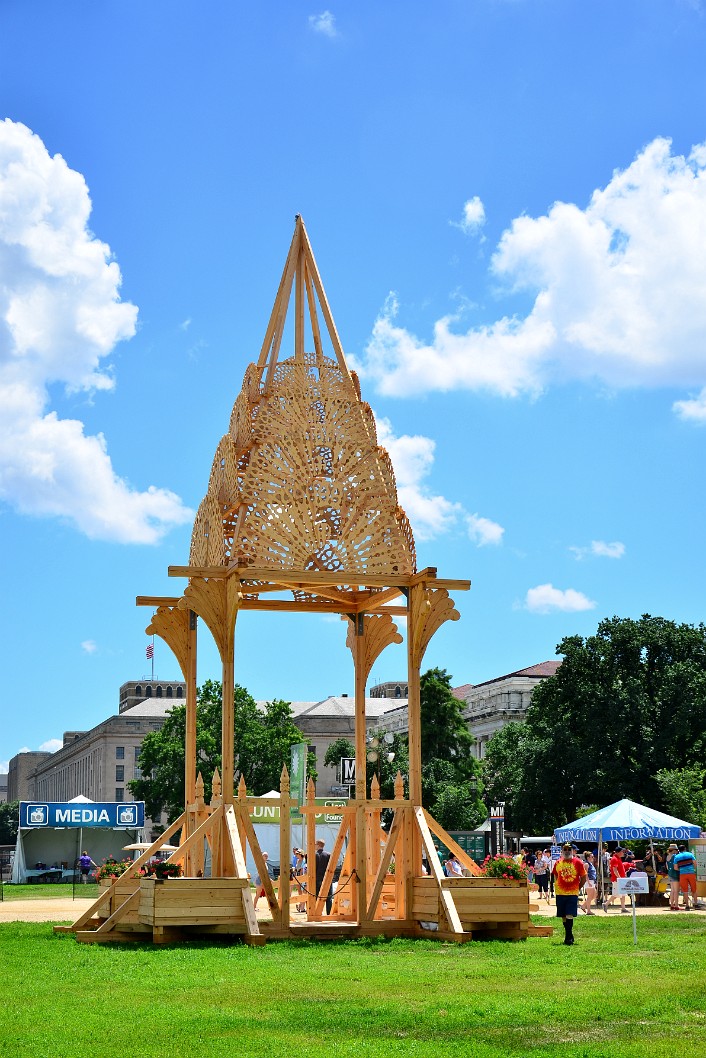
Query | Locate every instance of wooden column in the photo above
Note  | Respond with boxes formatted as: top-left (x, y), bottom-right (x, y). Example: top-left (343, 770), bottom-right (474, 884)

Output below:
top-left (279, 765), bottom-right (291, 927)
top-left (221, 634), bottom-right (235, 805)
top-left (406, 588), bottom-right (423, 806)
top-left (352, 614), bottom-right (368, 922)
top-left (184, 609), bottom-right (198, 808)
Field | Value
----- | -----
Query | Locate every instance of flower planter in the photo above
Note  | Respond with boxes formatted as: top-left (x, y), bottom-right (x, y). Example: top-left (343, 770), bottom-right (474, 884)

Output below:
top-left (138, 877), bottom-right (251, 932)
top-left (97, 875), bottom-right (142, 924)
top-left (412, 876), bottom-right (531, 938)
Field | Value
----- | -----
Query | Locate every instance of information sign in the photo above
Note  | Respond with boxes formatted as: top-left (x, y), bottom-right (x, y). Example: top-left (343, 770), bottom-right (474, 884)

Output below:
top-left (615, 873), bottom-right (649, 895)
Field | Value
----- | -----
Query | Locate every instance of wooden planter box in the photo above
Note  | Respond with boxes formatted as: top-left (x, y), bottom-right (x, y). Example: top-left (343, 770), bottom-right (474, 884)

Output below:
top-left (412, 876), bottom-right (530, 938)
top-left (138, 877), bottom-right (250, 931)
top-left (98, 875), bottom-right (142, 924)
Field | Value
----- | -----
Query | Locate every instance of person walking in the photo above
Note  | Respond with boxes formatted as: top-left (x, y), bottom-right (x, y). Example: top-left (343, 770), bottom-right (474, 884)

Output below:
top-left (604, 847), bottom-right (629, 913)
top-left (552, 842), bottom-right (587, 945)
top-left (77, 850), bottom-right (96, 884)
top-left (673, 844), bottom-right (698, 910)
top-left (254, 852), bottom-right (274, 908)
top-left (580, 851), bottom-right (598, 915)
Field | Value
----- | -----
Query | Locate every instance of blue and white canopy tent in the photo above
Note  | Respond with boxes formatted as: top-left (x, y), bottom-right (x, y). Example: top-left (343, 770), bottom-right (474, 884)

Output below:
top-left (555, 799), bottom-right (701, 844)
top-left (554, 798), bottom-right (701, 908)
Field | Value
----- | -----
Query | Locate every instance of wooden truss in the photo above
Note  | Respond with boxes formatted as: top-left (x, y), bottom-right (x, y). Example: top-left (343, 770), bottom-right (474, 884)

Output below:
top-left (62, 218), bottom-right (536, 944)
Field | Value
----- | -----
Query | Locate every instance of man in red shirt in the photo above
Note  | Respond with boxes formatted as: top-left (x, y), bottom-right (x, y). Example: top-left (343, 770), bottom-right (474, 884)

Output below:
top-left (604, 847), bottom-right (628, 913)
top-left (552, 843), bottom-right (587, 945)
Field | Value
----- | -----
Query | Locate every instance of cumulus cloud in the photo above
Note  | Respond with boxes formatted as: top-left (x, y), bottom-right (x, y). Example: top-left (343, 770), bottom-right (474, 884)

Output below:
top-left (81, 639), bottom-right (97, 653)
top-left (309, 10), bottom-right (338, 37)
top-left (570, 540), bottom-right (625, 560)
top-left (0, 120), bottom-right (192, 542)
top-left (525, 583), bottom-right (596, 614)
top-left (453, 196), bottom-right (486, 236)
top-left (38, 738), bottom-right (62, 753)
top-left (466, 513), bottom-right (505, 546)
top-left (363, 138), bottom-right (706, 410)
top-left (375, 414), bottom-right (503, 546)
top-left (673, 388), bottom-right (706, 422)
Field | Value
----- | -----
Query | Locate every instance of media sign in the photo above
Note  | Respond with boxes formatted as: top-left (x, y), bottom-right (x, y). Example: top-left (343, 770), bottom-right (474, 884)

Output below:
top-left (20, 801), bottom-right (145, 829)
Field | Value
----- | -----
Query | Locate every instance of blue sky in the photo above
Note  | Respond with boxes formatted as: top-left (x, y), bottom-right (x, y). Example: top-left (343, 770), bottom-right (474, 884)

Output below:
top-left (2, 0), bottom-right (706, 770)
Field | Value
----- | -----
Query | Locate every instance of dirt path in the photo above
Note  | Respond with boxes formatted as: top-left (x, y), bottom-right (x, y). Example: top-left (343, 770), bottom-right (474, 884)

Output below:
top-left (0, 898), bottom-right (95, 923)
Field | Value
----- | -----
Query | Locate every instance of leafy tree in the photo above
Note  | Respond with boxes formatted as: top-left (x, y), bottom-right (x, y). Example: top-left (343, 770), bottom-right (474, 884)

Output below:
top-left (0, 800), bottom-right (19, 845)
top-left (482, 615), bottom-right (706, 832)
top-left (130, 680), bottom-right (315, 822)
top-left (323, 733), bottom-right (410, 801)
top-left (655, 767), bottom-right (706, 828)
top-left (323, 738), bottom-right (355, 773)
top-left (421, 668), bottom-right (475, 773)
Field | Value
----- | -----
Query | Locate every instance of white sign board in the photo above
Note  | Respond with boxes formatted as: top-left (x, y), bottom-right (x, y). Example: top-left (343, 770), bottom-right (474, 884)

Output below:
top-left (615, 873), bottom-right (649, 895)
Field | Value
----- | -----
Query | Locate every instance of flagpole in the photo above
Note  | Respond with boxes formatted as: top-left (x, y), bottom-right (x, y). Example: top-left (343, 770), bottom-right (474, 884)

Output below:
top-left (151, 634), bottom-right (155, 681)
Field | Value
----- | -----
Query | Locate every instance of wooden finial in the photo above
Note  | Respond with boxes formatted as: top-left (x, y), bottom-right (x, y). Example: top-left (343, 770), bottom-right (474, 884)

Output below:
top-left (370, 774), bottom-right (380, 800)
top-left (307, 776), bottom-right (316, 802)
top-left (394, 770), bottom-right (405, 800)
top-left (280, 764), bottom-right (290, 794)
top-left (237, 774), bottom-right (247, 799)
top-left (211, 767), bottom-right (222, 799)
top-left (195, 771), bottom-right (205, 808)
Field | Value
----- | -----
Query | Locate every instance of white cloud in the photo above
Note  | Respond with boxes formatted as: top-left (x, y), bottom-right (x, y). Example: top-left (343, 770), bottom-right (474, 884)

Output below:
top-left (453, 196), bottom-right (486, 236)
top-left (375, 414), bottom-right (504, 547)
top-left (525, 583), bottom-right (597, 614)
top-left (0, 120), bottom-right (192, 543)
top-left (0, 760), bottom-right (8, 773)
top-left (570, 540), bottom-right (625, 560)
top-left (673, 388), bottom-right (706, 422)
top-left (38, 738), bottom-right (62, 753)
top-left (363, 138), bottom-right (706, 411)
top-left (179, 318), bottom-right (192, 331)
top-left (81, 639), bottom-right (97, 653)
top-left (466, 513), bottom-right (504, 547)
top-left (309, 11), bottom-right (338, 37)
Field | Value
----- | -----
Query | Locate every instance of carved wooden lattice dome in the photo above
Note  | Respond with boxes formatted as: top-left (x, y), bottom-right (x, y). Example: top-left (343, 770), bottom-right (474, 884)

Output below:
top-left (190, 218), bottom-right (416, 578)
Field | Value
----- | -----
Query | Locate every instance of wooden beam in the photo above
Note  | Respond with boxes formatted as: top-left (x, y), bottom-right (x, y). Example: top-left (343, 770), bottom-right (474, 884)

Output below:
top-left (414, 807), bottom-right (464, 935)
top-left (136, 596), bottom-right (182, 607)
top-left (169, 566), bottom-right (229, 579)
top-left (356, 586), bottom-right (404, 612)
top-left (240, 599), bottom-right (407, 616)
top-left (364, 809), bottom-right (402, 922)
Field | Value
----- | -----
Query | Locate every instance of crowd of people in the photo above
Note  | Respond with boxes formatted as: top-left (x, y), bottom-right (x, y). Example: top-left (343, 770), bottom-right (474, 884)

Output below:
top-left (514, 840), bottom-right (700, 944)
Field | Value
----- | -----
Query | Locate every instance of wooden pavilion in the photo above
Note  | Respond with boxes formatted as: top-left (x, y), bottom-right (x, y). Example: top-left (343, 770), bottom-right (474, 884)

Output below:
top-left (62, 217), bottom-right (535, 944)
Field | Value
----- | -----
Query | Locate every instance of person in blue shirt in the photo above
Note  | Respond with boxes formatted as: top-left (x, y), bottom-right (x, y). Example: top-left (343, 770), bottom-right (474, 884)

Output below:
top-left (673, 845), bottom-right (698, 910)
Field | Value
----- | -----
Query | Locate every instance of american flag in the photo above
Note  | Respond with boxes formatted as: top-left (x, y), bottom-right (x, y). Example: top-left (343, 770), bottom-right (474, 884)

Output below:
top-left (146, 642), bottom-right (154, 659)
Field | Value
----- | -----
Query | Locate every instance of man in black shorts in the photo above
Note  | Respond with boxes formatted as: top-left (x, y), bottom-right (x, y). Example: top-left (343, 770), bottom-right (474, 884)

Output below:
top-left (551, 843), bottom-right (587, 945)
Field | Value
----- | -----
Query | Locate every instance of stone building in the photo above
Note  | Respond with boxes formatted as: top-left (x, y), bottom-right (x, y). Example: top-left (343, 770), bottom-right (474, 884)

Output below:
top-left (369, 680), bottom-right (409, 700)
top-left (0, 771), bottom-right (8, 803)
top-left (454, 662), bottom-right (561, 758)
top-left (367, 662), bottom-right (561, 757)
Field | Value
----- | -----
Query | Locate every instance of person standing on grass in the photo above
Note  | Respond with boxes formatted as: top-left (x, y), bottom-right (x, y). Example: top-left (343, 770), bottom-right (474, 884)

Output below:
top-left (315, 839), bottom-right (332, 915)
top-left (254, 852), bottom-right (274, 908)
top-left (552, 842), bottom-right (587, 945)
top-left (666, 843), bottom-right (681, 910)
top-left (604, 847), bottom-right (629, 913)
top-left (580, 852), bottom-right (598, 915)
top-left (673, 845), bottom-right (698, 910)
top-left (534, 849), bottom-right (551, 903)
top-left (78, 850), bottom-right (95, 884)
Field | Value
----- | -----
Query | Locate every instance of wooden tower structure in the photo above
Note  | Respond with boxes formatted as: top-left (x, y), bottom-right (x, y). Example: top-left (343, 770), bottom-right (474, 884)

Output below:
top-left (62, 217), bottom-right (535, 944)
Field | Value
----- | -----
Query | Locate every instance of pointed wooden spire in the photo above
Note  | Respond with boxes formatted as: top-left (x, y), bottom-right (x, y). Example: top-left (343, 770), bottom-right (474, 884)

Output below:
top-left (195, 771), bottom-right (205, 808)
top-left (211, 767), bottom-right (222, 800)
top-left (307, 776), bottom-right (316, 802)
top-left (280, 764), bottom-right (290, 795)
top-left (394, 770), bottom-right (405, 800)
top-left (370, 774), bottom-right (380, 800)
top-left (237, 774), bottom-right (247, 799)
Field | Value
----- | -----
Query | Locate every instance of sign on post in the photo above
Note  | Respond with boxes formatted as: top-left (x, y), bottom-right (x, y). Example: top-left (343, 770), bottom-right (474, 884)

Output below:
top-left (20, 801), bottom-right (145, 829)
top-left (615, 872), bottom-right (649, 946)
top-left (340, 757), bottom-right (356, 796)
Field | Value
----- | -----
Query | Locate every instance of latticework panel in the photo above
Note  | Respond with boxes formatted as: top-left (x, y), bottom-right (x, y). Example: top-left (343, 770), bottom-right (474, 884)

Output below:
top-left (189, 352), bottom-right (416, 577)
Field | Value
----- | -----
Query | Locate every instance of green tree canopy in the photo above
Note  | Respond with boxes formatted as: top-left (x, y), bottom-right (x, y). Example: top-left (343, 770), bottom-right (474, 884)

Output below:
top-left (482, 615), bottom-right (706, 832)
top-left (130, 680), bottom-right (315, 822)
top-left (421, 667), bottom-right (475, 773)
top-left (0, 800), bottom-right (19, 845)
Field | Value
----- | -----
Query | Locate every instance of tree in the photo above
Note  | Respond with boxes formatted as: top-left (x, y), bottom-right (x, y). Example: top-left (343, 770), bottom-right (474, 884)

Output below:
top-left (130, 680), bottom-right (316, 822)
top-left (482, 615), bottom-right (706, 832)
top-left (421, 668), bottom-right (475, 773)
top-left (323, 734), bottom-right (410, 802)
top-left (0, 800), bottom-right (19, 845)
top-left (655, 767), bottom-right (706, 829)
top-left (323, 738), bottom-right (355, 773)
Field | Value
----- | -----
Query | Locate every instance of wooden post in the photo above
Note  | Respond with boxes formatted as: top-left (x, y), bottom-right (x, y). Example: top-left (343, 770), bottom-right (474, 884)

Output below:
top-left (184, 610), bottom-right (198, 808)
top-left (221, 636), bottom-right (235, 806)
top-left (211, 768), bottom-right (222, 877)
top-left (279, 765), bottom-right (291, 927)
top-left (351, 614), bottom-right (368, 923)
top-left (305, 777), bottom-right (317, 919)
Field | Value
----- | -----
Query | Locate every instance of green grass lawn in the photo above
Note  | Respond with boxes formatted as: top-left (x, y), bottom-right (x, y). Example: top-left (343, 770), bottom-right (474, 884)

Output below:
top-left (0, 882), bottom-right (100, 901)
top-left (1, 917), bottom-right (705, 1058)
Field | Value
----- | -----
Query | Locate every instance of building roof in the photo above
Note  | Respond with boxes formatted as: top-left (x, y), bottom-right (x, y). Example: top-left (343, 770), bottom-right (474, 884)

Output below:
top-left (116, 699), bottom-right (175, 719)
top-left (261, 697), bottom-right (406, 720)
top-left (454, 661), bottom-right (560, 695)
